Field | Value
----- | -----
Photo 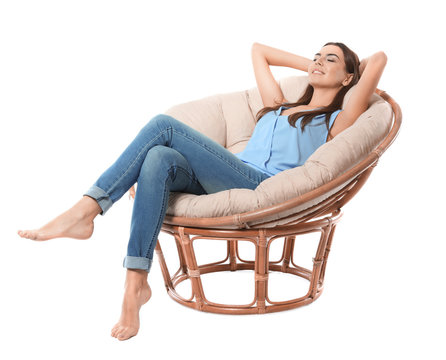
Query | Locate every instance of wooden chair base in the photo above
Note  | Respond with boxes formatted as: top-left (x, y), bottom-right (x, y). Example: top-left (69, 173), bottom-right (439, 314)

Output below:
top-left (155, 209), bottom-right (343, 314)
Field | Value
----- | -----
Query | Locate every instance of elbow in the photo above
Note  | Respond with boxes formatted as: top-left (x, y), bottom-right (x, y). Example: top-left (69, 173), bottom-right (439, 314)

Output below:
top-left (373, 51), bottom-right (387, 64)
top-left (252, 42), bottom-right (261, 54)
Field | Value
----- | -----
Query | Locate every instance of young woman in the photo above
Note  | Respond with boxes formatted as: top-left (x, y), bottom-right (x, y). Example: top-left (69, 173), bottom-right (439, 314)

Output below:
top-left (17, 41), bottom-right (387, 341)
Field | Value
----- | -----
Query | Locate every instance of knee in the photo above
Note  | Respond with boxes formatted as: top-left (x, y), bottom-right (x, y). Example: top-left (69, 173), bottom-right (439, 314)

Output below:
top-left (146, 114), bottom-right (179, 131)
top-left (138, 114), bottom-right (181, 138)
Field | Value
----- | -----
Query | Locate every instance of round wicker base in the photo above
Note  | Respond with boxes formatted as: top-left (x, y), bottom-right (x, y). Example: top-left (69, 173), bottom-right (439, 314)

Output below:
top-left (155, 210), bottom-right (342, 314)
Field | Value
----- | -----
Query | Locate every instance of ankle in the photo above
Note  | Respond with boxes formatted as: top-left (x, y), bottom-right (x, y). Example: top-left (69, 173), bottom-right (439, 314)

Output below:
top-left (80, 196), bottom-right (102, 218)
top-left (124, 270), bottom-right (148, 289)
top-left (124, 281), bottom-right (149, 295)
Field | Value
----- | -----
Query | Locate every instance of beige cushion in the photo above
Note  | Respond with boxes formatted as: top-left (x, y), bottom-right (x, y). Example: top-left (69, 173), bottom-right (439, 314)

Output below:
top-left (163, 75), bottom-right (393, 228)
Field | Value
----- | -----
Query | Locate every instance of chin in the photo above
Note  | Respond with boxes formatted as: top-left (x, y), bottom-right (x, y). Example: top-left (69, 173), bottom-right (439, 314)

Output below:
top-left (308, 78), bottom-right (322, 87)
top-left (308, 77), bottom-right (332, 89)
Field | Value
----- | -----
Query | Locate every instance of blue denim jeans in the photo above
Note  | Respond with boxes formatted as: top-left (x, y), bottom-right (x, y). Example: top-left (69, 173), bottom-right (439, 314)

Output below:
top-left (83, 114), bottom-right (271, 273)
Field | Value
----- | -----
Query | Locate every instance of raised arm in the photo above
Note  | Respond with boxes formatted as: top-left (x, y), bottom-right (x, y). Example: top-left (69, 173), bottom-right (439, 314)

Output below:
top-left (328, 51), bottom-right (387, 139)
top-left (252, 42), bottom-right (312, 107)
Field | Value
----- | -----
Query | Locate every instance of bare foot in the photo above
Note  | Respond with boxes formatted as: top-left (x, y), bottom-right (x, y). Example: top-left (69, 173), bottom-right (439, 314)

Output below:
top-left (111, 271), bottom-right (152, 341)
top-left (17, 196), bottom-right (102, 241)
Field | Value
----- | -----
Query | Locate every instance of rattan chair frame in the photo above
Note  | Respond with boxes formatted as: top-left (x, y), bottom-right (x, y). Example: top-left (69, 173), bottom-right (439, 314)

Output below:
top-left (154, 89), bottom-right (402, 314)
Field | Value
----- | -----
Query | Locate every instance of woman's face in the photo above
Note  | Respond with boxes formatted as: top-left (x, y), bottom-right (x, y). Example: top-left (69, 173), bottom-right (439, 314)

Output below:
top-left (308, 44), bottom-right (353, 89)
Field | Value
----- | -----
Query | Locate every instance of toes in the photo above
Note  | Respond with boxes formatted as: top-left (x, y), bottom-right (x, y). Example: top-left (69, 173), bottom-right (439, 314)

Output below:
top-left (116, 329), bottom-right (125, 340)
top-left (117, 330), bottom-right (133, 341)
top-left (18, 230), bottom-right (32, 239)
top-left (111, 325), bottom-right (119, 337)
top-left (113, 327), bottom-right (136, 341)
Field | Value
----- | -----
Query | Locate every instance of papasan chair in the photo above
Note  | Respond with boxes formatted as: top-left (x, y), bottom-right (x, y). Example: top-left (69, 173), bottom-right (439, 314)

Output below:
top-left (153, 75), bottom-right (402, 314)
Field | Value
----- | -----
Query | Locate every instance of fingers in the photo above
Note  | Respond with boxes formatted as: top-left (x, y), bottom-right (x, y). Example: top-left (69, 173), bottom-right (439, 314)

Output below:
top-left (128, 185), bottom-right (136, 200)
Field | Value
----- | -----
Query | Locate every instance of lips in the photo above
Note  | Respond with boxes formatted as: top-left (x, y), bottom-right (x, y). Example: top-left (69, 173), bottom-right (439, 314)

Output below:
top-left (312, 69), bottom-right (324, 74)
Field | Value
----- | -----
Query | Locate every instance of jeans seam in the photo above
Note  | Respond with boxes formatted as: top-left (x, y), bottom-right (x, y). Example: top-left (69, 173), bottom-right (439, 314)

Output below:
top-left (144, 165), bottom-right (175, 259)
top-left (171, 127), bottom-right (259, 185)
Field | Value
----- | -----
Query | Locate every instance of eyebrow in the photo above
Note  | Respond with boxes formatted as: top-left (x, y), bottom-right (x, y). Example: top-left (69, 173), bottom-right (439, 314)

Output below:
top-left (314, 53), bottom-right (340, 59)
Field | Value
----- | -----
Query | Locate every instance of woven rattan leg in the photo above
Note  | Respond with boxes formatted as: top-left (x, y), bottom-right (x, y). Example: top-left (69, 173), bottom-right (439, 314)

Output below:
top-left (254, 230), bottom-right (268, 313)
top-left (319, 223), bottom-right (337, 285)
top-left (173, 233), bottom-right (188, 275)
top-left (178, 226), bottom-right (206, 311)
top-left (309, 219), bottom-right (334, 298)
top-left (229, 240), bottom-right (237, 271)
top-left (154, 239), bottom-right (172, 291)
top-left (280, 235), bottom-right (296, 272)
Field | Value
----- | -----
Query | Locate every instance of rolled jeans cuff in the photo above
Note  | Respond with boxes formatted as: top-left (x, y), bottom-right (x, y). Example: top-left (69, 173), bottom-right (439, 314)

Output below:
top-left (123, 256), bottom-right (153, 273)
top-left (83, 185), bottom-right (113, 215)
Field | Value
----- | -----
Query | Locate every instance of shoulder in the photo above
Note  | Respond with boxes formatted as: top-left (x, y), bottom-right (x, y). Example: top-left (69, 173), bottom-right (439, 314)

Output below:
top-left (329, 108), bottom-right (343, 121)
top-left (325, 110), bottom-right (343, 142)
top-left (324, 109), bottom-right (342, 124)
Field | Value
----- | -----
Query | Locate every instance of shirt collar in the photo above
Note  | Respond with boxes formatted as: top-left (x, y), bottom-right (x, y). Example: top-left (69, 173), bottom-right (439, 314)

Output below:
top-left (274, 105), bottom-right (291, 116)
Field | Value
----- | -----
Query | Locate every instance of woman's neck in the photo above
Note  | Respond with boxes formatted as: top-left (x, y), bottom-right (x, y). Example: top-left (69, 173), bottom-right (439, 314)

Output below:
top-left (307, 86), bottom-right (341, 108)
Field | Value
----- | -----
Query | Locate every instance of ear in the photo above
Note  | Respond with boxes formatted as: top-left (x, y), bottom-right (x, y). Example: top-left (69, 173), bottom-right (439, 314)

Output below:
top-left (343, 73), bottom-right (354, 87)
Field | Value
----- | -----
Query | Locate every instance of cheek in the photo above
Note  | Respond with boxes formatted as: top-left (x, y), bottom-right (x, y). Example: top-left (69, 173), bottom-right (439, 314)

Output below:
top-left (333, 68), bottom-right (346, 81)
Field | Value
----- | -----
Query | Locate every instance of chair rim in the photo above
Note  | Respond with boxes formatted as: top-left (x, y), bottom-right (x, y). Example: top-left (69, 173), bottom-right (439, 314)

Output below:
top-left (163, 88), bottom-right (402, 229)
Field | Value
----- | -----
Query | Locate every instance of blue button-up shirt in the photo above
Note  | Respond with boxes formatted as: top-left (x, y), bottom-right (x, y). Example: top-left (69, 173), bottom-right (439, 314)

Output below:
top-left (234, 106), bottom-right (342, 176)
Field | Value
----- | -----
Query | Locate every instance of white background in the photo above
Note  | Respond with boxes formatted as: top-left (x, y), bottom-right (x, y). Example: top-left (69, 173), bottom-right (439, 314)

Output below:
top-left (1, 0), bottom-right (444, 358)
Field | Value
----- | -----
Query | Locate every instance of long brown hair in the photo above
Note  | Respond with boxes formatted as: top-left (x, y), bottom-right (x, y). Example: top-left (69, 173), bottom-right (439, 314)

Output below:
top-left (255, 42), bottom-right (360, 132)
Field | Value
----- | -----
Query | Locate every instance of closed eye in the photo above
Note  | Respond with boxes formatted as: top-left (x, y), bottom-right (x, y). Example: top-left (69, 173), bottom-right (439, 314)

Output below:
top-left (313, 58), bottom-right (335, 62)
